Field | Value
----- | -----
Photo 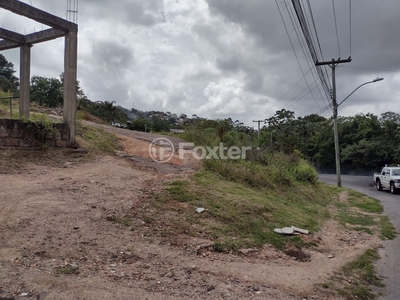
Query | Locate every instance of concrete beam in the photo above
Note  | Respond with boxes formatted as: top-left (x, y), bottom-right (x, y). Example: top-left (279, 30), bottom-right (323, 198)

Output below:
top-left (0, 28), bottom-right (25, 44)
top-left (0, 0), bottom-right (77, 33)
top-left (25, 28), bottom-right (65, 44)
top-left (0, 39), bottom-right (19, 51)
top-left (0, 28), bottom-right (65, 51)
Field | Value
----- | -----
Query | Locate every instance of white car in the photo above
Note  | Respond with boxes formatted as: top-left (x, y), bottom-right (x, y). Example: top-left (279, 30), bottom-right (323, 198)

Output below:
top-left (374, 166), bottom-right (400, 194)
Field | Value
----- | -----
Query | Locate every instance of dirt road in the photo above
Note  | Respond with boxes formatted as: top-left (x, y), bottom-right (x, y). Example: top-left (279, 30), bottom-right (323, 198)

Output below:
top-left (0, 127), bottom-right (381, 299)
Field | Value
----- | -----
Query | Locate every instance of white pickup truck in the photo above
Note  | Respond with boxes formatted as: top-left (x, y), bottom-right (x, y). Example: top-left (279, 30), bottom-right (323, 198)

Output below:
top-left (374, 166), bottom-right (400, 194)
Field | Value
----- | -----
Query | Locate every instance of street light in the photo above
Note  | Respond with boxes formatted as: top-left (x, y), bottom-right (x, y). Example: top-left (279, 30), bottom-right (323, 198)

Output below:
top-left (333, 77), bottom-right (384, 187)
top-left (338, 78), bottom-right (384, 107)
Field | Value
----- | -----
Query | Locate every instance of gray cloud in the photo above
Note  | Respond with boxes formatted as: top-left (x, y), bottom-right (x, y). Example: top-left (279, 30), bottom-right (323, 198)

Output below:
top-left (1, 0), bottom-right (400, 125)
top-left (89, 40), bottom-right (135, 74)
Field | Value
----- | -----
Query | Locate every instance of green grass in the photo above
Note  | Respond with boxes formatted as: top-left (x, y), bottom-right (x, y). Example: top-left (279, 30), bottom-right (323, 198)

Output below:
top-left (152, 169), bottom-right (396, 253)
top-left (0, 98), bottom-right (22, 119)
top-left (154, 170), bottom-right (331, 250)
top-left (337, 211), bottom-right (376, 227)
top-left (353, 227), bottom-right (373, 235)
top-left (347, 190), bottom-right (383, 213)
top-left (75, 120), bottom-right (121, 154)
top-left (334, 190), bottom-right (396, 240)
top-left (379, 216), bottom-right (396, 239)
top-left (321, 248), bottom-right (384, 299)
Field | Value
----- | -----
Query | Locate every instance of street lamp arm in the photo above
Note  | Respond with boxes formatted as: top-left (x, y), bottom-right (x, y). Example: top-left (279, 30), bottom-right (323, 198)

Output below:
top-left (338, 77), bottom-right (384, 107)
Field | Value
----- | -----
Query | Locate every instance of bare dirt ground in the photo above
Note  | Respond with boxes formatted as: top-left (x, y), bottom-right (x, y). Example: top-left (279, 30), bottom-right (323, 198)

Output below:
top-left (0, 127), bottom-right (382, 300)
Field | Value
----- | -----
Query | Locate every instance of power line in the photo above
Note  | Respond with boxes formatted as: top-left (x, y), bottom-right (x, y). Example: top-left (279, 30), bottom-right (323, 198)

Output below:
top-left (255, 0), bottom-right (332, 121)
top-left (349, 0), bottom-right (352, 56)
top-left (304, 0), bottom-right (332, 105)
top-left (285, 1), bottom-right (327, 109)
top-left (301, 1), bottom-right (331, 109)
top-left (255, 1), bottom-right (324, 121)
top-left (332, 0), bottom-right (341, 57)
top-left (254, 66), bottom-right (314, 120)
top-left (306, 0), bottom-right (324, 62)
top-left (256, 0), bottom-right (355, 122)
top-left (291, 0), bottom-right (332, 100)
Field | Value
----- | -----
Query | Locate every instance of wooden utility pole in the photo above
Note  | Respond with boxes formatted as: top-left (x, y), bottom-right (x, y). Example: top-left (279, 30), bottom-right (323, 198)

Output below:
top-left (253, 120), bottom-right (264, 140)
top-left (315, 57), bottom-right (352, 187)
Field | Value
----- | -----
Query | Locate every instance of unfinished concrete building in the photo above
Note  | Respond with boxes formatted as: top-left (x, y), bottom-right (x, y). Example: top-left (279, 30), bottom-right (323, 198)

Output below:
top-left (0, 0), bottom-right (78, 146)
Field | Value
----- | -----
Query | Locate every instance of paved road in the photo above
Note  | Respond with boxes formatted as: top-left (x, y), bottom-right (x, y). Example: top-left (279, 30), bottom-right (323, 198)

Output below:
top-left (319, 174), bottom-right (400, 300)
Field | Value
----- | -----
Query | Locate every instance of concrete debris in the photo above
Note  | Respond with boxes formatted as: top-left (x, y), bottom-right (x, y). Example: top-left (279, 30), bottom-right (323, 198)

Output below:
top-left (274, 226), bottom-right (309, 235)
top-left (238, 248), bottom-right (258, 255)
top-left (291, 226), bottom-right (309, 234)
top-left (195, 207), bottom-right (205, 213)
top-left (274, 227), bottom-right (294, 235)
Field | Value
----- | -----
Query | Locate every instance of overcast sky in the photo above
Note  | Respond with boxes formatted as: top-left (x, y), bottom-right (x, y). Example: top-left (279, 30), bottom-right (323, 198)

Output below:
top-left (1, 0), bottom-right (399, 126)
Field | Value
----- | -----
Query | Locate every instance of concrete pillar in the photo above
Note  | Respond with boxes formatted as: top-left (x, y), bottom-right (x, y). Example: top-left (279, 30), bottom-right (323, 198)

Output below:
top-left (19, 44), bottom-right (31, 118)
top-left (63, 30), bottom-right (78, 147)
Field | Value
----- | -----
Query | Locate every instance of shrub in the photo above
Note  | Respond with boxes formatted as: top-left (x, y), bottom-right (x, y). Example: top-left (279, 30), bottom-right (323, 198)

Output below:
top-left (289, 159), bottom-right (318, 184)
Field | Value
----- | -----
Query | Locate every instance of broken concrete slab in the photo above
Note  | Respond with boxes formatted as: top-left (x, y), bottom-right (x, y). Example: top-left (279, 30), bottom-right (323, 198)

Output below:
top-left (274, 227), bottom-right (294, 235)
top-left (274, 226), bottom-right (309, 235)
top-left (291, 226), bottom-right (309, 235)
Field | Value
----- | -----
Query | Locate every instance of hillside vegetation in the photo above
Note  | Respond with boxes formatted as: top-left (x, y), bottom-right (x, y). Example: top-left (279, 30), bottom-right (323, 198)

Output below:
top-left (148, 121), bottom-right (395, 251)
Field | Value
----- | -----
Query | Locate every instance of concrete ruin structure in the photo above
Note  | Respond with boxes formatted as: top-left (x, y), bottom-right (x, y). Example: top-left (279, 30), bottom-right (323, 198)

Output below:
top-left (0, 0), bottom-right (78, 146)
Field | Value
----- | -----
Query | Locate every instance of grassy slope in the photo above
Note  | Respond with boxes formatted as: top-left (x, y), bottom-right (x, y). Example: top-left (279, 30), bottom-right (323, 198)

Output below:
top-left (150, 162), bottom-right (396, 299)
top-left (155, 170), bottom-right (331, 250)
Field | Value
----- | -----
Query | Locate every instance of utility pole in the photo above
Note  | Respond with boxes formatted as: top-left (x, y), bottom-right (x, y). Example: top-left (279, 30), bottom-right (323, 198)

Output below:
top-left (253, 120), bottom-right (264, 140)
top-left (315, 57), bottom-right (352, 187)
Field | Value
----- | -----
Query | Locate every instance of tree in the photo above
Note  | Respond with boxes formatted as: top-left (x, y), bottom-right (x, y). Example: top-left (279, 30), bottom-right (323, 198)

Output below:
top-left (30, 76), bottom-right (63, 107)
top-left (263, 109), bottom-right (298, 153)
top-left (0, 54), bottom-right (19, 93)
top-left (128, 118), bottom-right (152, 132)
top-left (152, 117), bottom-right (171, 132)
top-left (103, 101), bottom-right (117, 122)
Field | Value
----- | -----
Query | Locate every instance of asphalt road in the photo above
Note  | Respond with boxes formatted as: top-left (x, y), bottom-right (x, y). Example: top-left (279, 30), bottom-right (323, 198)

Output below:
top-left (319, 174), bottom-right (400, 300)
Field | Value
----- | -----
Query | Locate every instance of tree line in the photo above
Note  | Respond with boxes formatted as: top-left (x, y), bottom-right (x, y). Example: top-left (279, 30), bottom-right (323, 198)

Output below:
top-left (1, 54), bottom-right (398, 173)
top-left (259, 109), bottom-right (400, 174)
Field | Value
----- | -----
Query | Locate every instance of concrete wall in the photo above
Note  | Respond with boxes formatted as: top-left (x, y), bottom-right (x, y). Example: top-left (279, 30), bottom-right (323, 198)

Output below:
top-left (0, 119), bottom-right (69, 148)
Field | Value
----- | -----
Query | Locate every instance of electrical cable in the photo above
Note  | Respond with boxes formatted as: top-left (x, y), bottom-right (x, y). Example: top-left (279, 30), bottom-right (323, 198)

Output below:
top-left (349, 0), bottom-right (352, 56)
top-left (332, 0), bottom-right (341, 57)
top-left (291, 0), bottom-right (332, 101)
top-left (255, 1), bottom-right (324, 121)
top-left (285, 1), bottom-right (327, 109)
top-left (255, 0), bottom-right (332, 122)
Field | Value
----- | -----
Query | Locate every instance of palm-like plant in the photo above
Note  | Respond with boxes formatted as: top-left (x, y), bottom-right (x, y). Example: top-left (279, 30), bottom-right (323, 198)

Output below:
top-left (104, 100), bottom-right (116, 122)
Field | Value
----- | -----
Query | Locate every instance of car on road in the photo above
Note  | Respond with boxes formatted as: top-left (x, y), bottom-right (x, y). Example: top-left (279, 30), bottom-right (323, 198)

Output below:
top-left (374, 166), bottom-right (400, 194)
